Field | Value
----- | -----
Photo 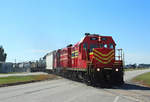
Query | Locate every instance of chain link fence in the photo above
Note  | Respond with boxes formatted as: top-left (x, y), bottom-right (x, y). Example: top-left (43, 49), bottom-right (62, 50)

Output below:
top-left (0, 62), bottom-right (31, 73)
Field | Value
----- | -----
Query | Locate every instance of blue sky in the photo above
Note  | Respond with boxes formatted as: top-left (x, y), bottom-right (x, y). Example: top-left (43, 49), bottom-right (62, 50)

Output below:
top-left (0, 0), bottom-right (150, 64)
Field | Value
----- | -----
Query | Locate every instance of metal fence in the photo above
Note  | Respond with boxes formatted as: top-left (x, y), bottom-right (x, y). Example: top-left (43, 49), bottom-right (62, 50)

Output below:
top-left (0, 62), bottom-right (31, 73)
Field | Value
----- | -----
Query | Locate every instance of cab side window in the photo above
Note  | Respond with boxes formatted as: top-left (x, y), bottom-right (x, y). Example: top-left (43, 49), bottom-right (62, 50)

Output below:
top-left (83, 43), bottom-right (87, 49)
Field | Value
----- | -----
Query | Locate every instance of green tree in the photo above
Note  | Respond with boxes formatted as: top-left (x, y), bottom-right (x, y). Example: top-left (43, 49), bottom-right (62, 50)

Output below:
top-left (0, 46), bottom-right (7, 72)
top-left (0, 46), bottom-right (7, 62)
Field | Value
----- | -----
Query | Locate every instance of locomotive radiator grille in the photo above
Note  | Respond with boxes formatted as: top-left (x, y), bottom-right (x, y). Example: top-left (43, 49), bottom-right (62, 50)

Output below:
top-left (91, 49), bottom-right (115, 64)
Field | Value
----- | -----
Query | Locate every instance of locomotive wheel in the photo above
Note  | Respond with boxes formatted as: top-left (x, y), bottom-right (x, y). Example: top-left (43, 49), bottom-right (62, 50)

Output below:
top-left (72, 71), bottom-right (77, 81)
top-left (82, 73), bottom-right (91, 86)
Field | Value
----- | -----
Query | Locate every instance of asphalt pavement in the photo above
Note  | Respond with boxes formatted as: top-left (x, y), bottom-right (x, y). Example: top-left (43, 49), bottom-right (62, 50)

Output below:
top-left (0, 69), bottom-right (150, 102)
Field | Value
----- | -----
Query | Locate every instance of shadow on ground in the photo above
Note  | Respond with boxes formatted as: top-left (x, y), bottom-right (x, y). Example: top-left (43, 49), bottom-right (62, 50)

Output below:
top-left (116, 83), bottom-right (150, 91)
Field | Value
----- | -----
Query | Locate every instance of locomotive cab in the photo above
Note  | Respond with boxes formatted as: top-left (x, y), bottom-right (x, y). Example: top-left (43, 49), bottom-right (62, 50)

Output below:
top-left (89, 36), bottom-right (116, 68)
top-left (79, 34), bottom-right (124, 86)
top-left (80, 34), bottom-right (116, 67)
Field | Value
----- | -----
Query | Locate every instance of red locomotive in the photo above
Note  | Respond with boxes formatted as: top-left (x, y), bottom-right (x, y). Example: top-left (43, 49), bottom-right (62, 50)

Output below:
top-left (45, 33), bottom-right (124, 86)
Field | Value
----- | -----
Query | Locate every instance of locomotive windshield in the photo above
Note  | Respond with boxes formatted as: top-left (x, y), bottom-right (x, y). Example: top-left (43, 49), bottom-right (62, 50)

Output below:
top-left (100, 43), bottom-right (114, 49)
top-left (90, 44), bottom-right (98, 52)
top-left (109, 43), bottom-right (114, 49)
top-left (100, 44), bottom-right (104, 48)
top-left (104, 44), bottom-right (107, 48)
top-left (89, 43), bottom-right (114, 51)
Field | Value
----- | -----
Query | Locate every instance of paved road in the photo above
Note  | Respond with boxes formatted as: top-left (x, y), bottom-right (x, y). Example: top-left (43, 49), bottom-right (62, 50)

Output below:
top-left (0, 72), bottom-right (48, 77)
top-left (124, 69), bottom-right (150, 81)
top-left (0, 69), bottom-right (150, 102)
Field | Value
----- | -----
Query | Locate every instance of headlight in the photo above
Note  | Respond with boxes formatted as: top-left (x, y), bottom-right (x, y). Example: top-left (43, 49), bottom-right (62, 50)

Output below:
top-left (97, 68), bottom-right (100, 72)
top-left (115, 68), bottom-right (119, 72)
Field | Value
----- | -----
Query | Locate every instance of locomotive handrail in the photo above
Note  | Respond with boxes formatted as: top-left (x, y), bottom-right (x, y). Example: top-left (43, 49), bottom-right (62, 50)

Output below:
top-left (115, 48), bottom-right (125, 67)
top-left (115, 48), bottom-right (123, 61)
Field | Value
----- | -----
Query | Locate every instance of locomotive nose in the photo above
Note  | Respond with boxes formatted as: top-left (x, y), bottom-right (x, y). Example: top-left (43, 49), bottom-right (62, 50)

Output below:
top-left (89, 48), bottom-right (115, 67)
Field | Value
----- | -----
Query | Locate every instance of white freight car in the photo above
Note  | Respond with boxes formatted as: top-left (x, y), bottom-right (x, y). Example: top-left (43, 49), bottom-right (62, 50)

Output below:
top-left (45, 51), bottom-right (56, 72)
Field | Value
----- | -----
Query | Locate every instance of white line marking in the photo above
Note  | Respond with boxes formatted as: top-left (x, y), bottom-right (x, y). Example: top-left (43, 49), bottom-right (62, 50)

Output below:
top-left (113, 96), bottom-right (119, 102)
top-left (122, 96), bottom-right (139, 102)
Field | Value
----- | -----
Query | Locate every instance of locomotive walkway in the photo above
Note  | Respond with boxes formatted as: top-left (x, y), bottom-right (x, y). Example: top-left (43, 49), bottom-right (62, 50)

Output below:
top-left (0, 69), bottom-right (150, 102)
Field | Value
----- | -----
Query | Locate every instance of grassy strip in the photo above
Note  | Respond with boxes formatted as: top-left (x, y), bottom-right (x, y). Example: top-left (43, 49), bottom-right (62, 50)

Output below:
top-left (132, 72), bottom-right (150, 87)
top-left (0, 72), bottom-right (24, 74)
top-left (0, 74), bottom-right (57, 85)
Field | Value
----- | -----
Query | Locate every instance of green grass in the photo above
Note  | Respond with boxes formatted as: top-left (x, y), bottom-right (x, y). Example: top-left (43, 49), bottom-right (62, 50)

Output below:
top-left (133, 72), bottom-right (150, 86)
top-left (0, 74), bottom-right (57, 85)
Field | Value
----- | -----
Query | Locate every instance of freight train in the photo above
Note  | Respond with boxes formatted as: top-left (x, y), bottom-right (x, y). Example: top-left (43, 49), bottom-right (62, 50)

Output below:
top-left (45, 33), bottom-right (124, 87)
top-left (30, 59), bottom-right (46, 72)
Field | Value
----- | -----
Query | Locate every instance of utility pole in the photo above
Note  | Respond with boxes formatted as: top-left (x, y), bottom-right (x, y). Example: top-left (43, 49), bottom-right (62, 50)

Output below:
top-left (15, 59), bottom-right (16, 68)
